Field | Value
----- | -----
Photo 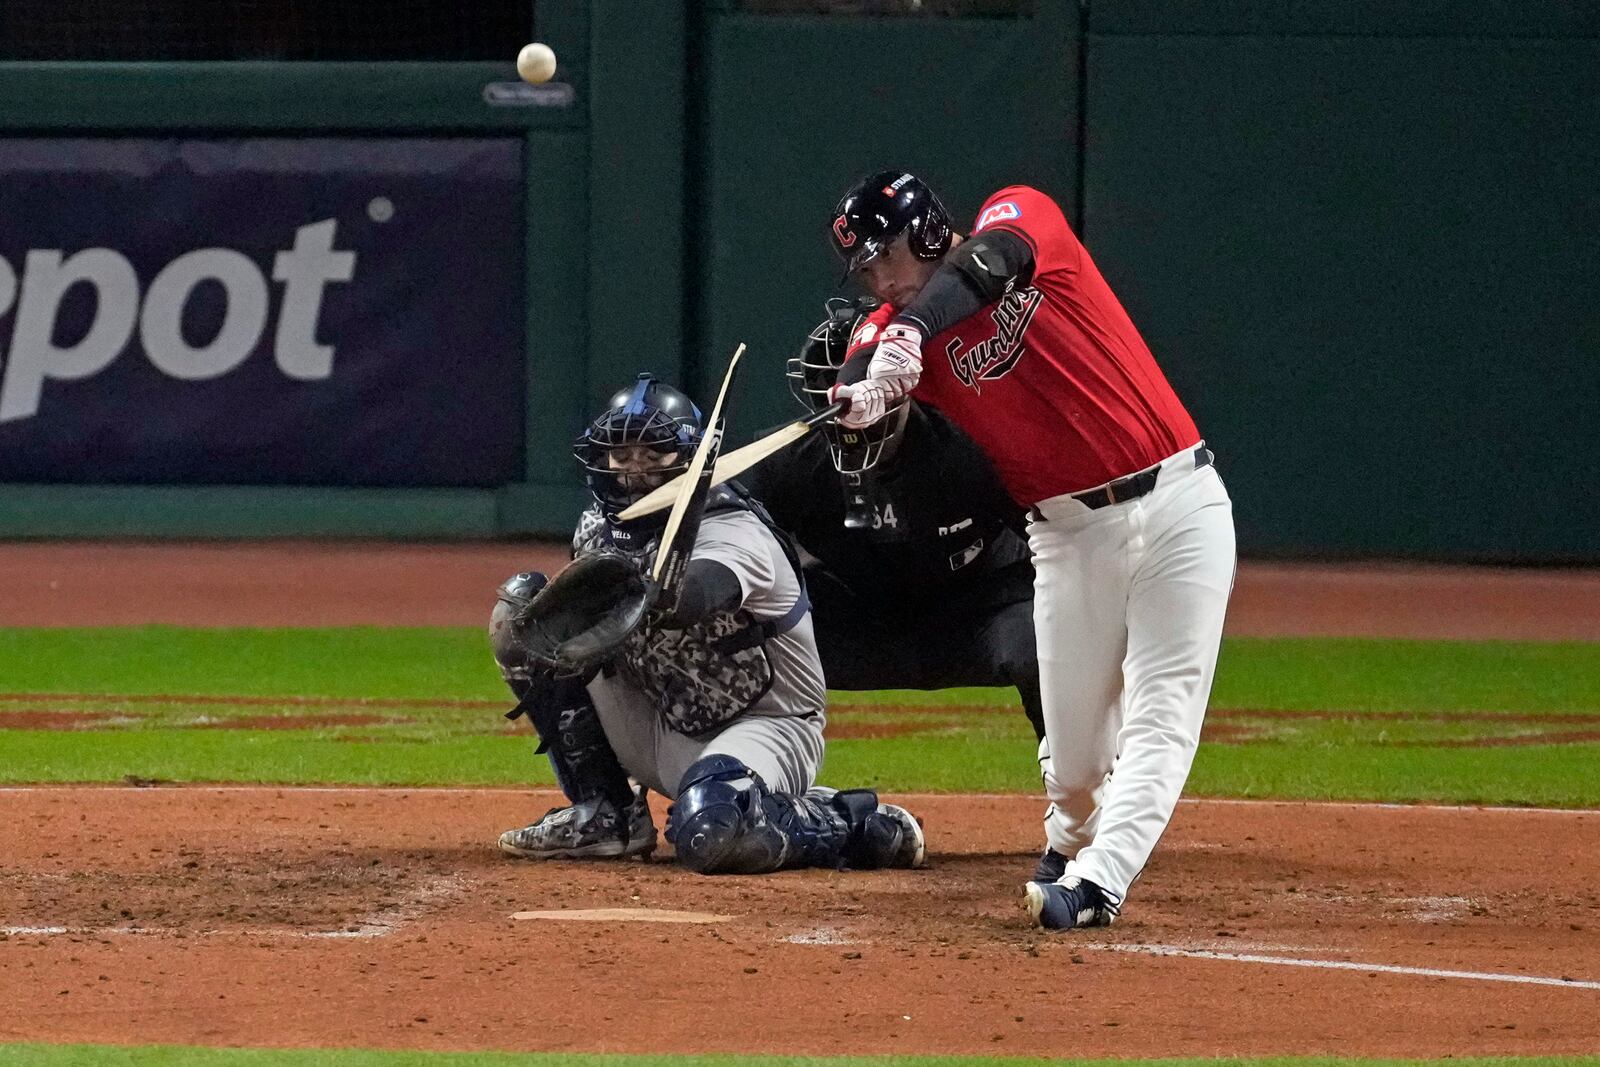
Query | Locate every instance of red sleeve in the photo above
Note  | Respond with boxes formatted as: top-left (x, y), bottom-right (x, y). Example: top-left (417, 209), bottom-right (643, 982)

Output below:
top-left (971, 186), bottom-right (1081, 276)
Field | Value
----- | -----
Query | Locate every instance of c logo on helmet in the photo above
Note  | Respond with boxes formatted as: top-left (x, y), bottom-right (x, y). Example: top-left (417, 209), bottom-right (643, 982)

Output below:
top-left (833, 215), bottom-right (857, 248)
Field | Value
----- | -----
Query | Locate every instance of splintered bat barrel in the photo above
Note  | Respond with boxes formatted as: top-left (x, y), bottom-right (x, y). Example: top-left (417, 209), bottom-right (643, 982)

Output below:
top-left (648, 344), bottom-right (746, 607)
top-left (620, 398), bottom-right (846, 524)
top-left (650, 423), bottom-right (722, 607)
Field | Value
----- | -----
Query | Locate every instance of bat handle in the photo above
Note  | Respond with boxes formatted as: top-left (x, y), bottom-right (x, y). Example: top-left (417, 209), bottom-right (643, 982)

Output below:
top-left (804, 399), bottom-right (849, 427)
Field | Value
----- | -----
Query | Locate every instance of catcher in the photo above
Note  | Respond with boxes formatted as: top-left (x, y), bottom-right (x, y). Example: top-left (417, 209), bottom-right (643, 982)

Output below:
top-left (488, 373), bottom-right (925, 875)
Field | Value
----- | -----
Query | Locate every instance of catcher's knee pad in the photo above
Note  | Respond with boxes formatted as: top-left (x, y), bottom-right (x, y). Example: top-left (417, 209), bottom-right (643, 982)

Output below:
top-left (671, 756), bottom-right (858, 875)
top-left (670, 756), bottom-right (788, 875)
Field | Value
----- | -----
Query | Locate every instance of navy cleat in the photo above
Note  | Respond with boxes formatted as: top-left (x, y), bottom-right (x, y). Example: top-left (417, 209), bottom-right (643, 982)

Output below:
top-left (1024, 875), bottom-right (1116, 930)
top-left (499, 790), bottom-right (656, 860)
top-left (1031, 847), bottom-right (1067, 884)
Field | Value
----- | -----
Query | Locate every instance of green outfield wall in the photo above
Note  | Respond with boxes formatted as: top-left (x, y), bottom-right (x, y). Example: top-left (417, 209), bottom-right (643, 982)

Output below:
top-left (0, 0), bottom-right (1595, 561)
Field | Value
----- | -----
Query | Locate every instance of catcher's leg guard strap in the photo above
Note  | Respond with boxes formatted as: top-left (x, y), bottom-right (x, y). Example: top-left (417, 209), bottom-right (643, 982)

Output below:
top-left (669, 756), bottom-right (852, 875)
top-left (517, 675), bottom-right (634, 810)
top-left (829, 787), bottom-right (911, 870)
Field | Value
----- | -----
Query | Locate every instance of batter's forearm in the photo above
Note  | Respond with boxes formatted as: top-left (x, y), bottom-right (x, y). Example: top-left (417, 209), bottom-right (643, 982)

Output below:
top-left (896, 229), bottom-right (1036, 336)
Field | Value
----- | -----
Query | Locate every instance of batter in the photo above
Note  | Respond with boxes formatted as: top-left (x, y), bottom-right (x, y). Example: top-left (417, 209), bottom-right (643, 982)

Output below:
top-left (826, 173), bottom-right (1236, 927)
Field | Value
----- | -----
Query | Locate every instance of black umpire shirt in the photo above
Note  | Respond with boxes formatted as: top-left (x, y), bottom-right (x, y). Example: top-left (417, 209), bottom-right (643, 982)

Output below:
top-left (752, 402), bottom-right (1033, 615)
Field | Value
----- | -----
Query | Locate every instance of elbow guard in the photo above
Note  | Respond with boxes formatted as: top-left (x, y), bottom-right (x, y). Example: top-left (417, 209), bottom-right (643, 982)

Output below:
top-left (655, 559), bottom-right (743, 629)
top-left (949, 229), bottom-right (1035, 302)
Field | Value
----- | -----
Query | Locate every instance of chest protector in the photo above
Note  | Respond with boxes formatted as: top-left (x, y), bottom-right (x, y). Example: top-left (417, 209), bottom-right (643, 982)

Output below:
top-left (571, 486), bottom-right (810, 737)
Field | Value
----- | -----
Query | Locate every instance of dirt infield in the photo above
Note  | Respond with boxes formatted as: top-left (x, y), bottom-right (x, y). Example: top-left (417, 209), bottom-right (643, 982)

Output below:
top-left (3, 540), bottom-right (1599, 639)
top-left (2, 543), bottom-right (1598, 1056)
top-left (0, 786), bottom-right (1596, 1057)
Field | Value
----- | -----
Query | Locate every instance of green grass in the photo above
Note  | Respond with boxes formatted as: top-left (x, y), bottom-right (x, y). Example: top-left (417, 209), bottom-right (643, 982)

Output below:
top-left (5, 630), bottom-right (1599, 711)
top-left (1, 629), bottom-right (1596, 805)
top-left (1212, 638), bottom-right (1600, 714)
top-left (0, 627), bottom-right (503, 701)
top-left (2, 1049), bottom-right (1598, 1067)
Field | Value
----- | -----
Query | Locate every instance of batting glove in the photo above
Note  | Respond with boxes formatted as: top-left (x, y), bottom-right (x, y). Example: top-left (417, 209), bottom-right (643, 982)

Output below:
top-left (865, 323), bottom-right (924, 396)
top-left (829, 378), bottom-right (894, 429)
top-left (830, 323), bottom-right (923, 429)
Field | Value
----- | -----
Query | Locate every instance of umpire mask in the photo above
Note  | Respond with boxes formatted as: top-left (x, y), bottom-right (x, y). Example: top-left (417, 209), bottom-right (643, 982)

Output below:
top-left (787, 298), bottom-right (910, 476)
top-left (574, 373), bottom-right (704, 526)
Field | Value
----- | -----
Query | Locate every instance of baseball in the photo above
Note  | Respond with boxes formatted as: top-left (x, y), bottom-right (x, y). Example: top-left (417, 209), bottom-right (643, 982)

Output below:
top-left (516, 42), bottom-right (558, 85)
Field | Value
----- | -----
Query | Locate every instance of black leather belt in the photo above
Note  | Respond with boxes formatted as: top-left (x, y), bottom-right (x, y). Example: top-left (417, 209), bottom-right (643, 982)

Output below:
top-left (1062, 445), bottom-right (1215, 512)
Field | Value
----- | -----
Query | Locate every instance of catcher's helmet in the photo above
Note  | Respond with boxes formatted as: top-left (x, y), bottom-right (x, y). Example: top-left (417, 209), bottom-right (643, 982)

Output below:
top-left (829, 171), bottom-right (953, 281)
top-left (575, 373), bottom-right (703, 523)
top-left (787, 298), bottom-right (909, 476)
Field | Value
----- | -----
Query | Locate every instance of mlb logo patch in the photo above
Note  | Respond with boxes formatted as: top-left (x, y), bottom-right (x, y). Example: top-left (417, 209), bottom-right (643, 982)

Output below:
top-left (975, 201), bottom-right (1021, 231)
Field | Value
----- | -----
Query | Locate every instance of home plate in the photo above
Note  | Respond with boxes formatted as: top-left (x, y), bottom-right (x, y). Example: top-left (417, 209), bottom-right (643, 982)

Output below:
top-left (511, 908), bottom-right (734, 924)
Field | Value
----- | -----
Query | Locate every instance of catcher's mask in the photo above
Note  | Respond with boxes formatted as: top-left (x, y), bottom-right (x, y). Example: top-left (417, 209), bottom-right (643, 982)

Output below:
top-left (575, 373), bottom-right (703, 524)
top-left (787, 298), bottom-right (909, 475)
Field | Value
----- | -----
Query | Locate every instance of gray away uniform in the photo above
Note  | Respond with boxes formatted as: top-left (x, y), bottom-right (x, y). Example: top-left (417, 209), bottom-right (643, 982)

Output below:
top-left (589, 508), bottom-right (827, 799)
top-left (493, 450), bottom-right (923, 875)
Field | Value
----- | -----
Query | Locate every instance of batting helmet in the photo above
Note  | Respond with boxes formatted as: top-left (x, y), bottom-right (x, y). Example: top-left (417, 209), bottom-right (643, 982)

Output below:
top-left (574, 374), bottom-right (703, 524)
top-left (828, 171), bottom-right (953, 281)
top-left (787, 298), bottom-right (909, 476)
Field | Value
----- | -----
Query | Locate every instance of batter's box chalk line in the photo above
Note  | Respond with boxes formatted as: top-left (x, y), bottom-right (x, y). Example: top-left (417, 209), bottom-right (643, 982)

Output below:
top-left (782, 925), bottom-right (863, 945)
top-left (1091, 941), bottom-right (1600, 990)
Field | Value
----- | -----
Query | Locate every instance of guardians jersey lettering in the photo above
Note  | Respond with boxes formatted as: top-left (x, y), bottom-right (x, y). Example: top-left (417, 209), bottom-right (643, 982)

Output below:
top-left (857, 186), bottom-right (1200, 504)
top-left (945, 286), bottom-right (1042, 392)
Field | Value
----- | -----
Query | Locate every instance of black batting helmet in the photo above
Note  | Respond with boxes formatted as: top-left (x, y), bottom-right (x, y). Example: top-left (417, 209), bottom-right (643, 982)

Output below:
top-left (574, 374), bottom-right (703, 524)
top-left (787, 298), bottom-right (909, 476)
top-left (829, 171), bottom-right (953, 281)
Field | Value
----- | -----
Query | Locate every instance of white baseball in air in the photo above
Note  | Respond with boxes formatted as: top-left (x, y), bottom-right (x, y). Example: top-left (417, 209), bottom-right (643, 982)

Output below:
top-left (516, 43), bottom-right (558, 85)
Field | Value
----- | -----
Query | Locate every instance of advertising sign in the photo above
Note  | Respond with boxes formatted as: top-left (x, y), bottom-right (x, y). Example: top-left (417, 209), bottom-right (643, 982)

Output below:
top-left (0, 137), bottom-right (524, 487)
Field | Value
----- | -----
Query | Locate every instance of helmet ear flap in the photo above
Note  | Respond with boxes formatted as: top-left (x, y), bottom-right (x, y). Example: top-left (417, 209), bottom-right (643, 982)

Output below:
top-left (908, 188), bottom-right (953, 260)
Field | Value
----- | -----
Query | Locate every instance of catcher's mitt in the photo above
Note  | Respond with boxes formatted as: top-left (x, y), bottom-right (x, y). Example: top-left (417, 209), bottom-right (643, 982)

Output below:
top-left (516, 551), bottom-right (654, 675)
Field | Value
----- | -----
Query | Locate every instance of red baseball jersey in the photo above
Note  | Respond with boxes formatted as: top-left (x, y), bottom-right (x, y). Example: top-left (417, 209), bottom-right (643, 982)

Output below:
top-left (850, 185), bottom-right (1199, 505)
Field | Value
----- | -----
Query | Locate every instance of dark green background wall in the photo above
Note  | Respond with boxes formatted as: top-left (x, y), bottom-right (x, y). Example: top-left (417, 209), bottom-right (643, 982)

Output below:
top-left (691, 1), bottom-right (1600, 562)
top-left (1079, 3), bottom-right (1600, 560)
top-left (692, 1), bottom-right (1079, 443)
top-left (1, 0), bottom-right (1595, 560)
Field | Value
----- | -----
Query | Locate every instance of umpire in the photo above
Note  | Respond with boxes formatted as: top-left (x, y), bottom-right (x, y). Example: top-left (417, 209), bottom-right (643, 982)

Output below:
top-left (751, 299), bottom-right (1043, 740)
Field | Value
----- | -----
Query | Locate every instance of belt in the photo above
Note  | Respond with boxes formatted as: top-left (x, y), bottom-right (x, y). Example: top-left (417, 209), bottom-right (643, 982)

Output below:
top-left (1075, 444), bottom-right (1214, 509)
top-left (1031, 445), bottom-right (1214, 520)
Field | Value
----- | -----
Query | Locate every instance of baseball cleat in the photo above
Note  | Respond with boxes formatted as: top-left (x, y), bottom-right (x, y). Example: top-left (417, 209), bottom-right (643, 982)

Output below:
top-left (499, 791), bottom-right (657, 860)
top-left (1031, 847), bottom-right (1068, 884)
top-left (1024, 875), bottom-right (1116, 931)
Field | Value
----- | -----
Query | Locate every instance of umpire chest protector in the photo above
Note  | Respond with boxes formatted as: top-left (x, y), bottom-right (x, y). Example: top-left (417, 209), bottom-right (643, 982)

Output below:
top-left (572, 487), bottom-right (809, 737)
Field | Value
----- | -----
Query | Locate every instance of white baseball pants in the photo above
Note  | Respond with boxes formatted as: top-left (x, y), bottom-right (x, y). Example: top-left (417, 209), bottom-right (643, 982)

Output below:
top-left (1027, 444), bottom-right (1235, 905)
